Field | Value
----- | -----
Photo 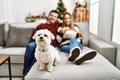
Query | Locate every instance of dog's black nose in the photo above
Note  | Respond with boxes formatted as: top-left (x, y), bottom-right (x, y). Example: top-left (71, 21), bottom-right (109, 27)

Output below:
top-left (40, 37), bottom-right (43, 40)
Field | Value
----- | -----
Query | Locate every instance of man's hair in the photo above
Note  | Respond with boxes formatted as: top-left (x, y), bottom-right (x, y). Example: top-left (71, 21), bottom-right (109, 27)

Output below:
top-left (49, 10), bottom-right (59, 16)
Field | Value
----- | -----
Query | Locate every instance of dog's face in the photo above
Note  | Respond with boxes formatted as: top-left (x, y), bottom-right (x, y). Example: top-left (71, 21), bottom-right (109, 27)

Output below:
top-left (33, 29), bottom-right (55, 47)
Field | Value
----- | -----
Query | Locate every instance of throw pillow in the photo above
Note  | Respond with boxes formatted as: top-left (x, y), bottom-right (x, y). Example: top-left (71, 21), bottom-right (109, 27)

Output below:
top-left (75, 22), bottom-right (90, 46)
top-left (0, 24), bottom-right (5, 46)
top-left (6, 25), bottom-right (34, 47)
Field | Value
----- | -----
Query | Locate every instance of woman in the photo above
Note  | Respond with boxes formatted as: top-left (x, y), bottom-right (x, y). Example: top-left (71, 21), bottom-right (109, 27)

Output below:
top-left (57, 12), bottom-right (96, 65)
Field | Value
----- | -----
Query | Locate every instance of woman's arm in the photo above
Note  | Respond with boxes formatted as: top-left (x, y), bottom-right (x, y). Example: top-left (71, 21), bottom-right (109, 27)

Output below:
top-left (56, 27), bottom-right (64, 44)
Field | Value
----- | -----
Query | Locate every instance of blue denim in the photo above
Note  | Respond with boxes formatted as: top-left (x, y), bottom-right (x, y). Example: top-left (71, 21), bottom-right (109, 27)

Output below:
top-left (60, 38), bottom-right (82, 53)
top-left (23, 42), bottom-right (36, 75)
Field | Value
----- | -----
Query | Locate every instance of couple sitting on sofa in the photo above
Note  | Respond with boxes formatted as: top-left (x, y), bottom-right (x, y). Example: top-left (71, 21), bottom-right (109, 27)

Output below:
top-left (23, 10), bottom-right (97, 75)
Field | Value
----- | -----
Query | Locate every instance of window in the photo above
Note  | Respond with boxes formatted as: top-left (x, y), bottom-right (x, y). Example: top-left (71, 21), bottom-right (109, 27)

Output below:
top-left (112, 0), bottom-right (120, 44)
top-left (89, 0), bottom-right (99, 35)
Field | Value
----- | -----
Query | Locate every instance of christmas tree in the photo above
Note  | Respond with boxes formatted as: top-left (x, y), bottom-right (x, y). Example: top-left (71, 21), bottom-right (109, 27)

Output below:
top-left (56, 0), bottom-right (67, 20)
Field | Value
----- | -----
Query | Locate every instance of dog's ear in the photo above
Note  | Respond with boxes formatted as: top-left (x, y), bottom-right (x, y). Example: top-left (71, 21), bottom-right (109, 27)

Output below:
top-left (50, 32), bottom-right (55, 40)
top-left (32, 33), bottom-right (36, 39)
top-left (45, 29), bottom-right (55, 40)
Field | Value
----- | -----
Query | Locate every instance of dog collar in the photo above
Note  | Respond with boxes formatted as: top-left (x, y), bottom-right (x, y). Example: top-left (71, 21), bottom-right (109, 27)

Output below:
top-left (39, 48), bottom-right (48, 52)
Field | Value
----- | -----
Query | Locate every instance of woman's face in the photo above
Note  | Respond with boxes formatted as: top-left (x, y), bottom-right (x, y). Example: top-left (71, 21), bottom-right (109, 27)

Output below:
top-left (64, 14), bottom-right (71, 26)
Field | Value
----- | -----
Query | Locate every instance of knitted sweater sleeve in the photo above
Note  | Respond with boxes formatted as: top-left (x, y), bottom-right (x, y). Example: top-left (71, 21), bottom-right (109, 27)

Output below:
top-left (56, 27), bottom-right (63, 43)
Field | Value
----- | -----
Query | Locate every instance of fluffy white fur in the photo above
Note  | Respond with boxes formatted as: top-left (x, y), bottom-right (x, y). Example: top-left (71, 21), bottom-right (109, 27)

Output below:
top-left (33, 29), bottom-right (60, 72)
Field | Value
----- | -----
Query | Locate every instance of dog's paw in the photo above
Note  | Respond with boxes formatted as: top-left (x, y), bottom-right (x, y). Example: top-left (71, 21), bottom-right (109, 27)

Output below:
top-left (53, 62), bottom-right (58, 66)
top-left (47, 67), bottom-right (53, 72)
top-left (39, 66), bottom-right (45, 71)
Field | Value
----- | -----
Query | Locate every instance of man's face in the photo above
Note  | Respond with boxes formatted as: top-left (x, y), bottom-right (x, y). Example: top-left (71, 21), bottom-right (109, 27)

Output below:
top-left (48, 12), bottom-right (58, 24)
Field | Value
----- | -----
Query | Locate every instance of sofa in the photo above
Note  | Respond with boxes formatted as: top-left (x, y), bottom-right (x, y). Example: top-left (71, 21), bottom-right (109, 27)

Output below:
top-left (0, 22), bottom-right (120, 79)
top-left (0, 22), bottom-right (37, 77)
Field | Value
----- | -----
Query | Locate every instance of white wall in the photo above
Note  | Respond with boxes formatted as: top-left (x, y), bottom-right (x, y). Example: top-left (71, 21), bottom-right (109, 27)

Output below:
top-left (0, 0), bottom-right (76, 23)
top-left (0, 0), bottom-right (5, 22)
top-left (62, 0), bottom-right (74, 14)
top-left (0, 0), bottom-right (91, 23)
top-left (6, 0), bottom-right (59, 23)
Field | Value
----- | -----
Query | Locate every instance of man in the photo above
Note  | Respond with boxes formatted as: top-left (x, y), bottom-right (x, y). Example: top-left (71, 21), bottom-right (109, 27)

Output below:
top-left (23, 10), bottom-right (60, 75)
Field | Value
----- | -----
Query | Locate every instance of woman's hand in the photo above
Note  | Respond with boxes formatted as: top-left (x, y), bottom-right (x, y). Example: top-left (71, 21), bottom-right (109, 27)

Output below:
top-left (61, 27), bottom-right (69, 33)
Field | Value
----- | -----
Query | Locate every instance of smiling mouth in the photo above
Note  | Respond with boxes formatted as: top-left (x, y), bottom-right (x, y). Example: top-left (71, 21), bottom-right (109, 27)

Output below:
top-left (50, 18), bottom-right (55, 20)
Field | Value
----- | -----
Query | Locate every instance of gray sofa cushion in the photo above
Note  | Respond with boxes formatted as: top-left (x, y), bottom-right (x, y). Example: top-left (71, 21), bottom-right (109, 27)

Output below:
top-left (89, 35), bottom-right (116, 64)
top-left (6, 25), bottom-right (34, 47)
top-left (0, 24), bottom-right (5, 46)
top-left (75, 22), bottom-right (90, 46)
top-left (25, 46), bottom-right (120, 80)
top-left (0, 47), bottom-right (26, 63)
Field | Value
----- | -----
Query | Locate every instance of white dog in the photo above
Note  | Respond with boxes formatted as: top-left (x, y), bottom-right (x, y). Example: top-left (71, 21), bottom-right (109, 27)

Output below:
top-left (32, 29), bottom-right (60, 72)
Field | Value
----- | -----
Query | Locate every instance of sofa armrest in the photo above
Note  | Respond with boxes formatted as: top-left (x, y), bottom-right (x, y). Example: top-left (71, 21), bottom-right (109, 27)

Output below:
top-left (89, 34), bottom-right (116, 65)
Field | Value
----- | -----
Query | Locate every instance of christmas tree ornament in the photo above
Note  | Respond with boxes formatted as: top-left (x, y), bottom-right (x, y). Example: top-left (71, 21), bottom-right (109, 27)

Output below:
top-left (56, 0), bottom-right (67, 20)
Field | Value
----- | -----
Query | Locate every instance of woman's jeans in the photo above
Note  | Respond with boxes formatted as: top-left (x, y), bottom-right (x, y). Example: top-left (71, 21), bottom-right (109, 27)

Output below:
top-left (23, 42), bottom-right (36, 75)
top-left (60, 38), bottom-right (82, 53)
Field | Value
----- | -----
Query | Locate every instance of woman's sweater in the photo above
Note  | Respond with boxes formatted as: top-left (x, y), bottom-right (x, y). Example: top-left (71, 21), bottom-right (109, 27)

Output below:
top-left (57, 26), bottom-right (82, 46)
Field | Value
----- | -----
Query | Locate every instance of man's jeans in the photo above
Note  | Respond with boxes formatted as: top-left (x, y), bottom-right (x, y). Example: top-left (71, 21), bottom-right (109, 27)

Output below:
top-left (23, 42), bottom-right (36, 75)
top-left (60, 38), bottom-right (82, 53)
